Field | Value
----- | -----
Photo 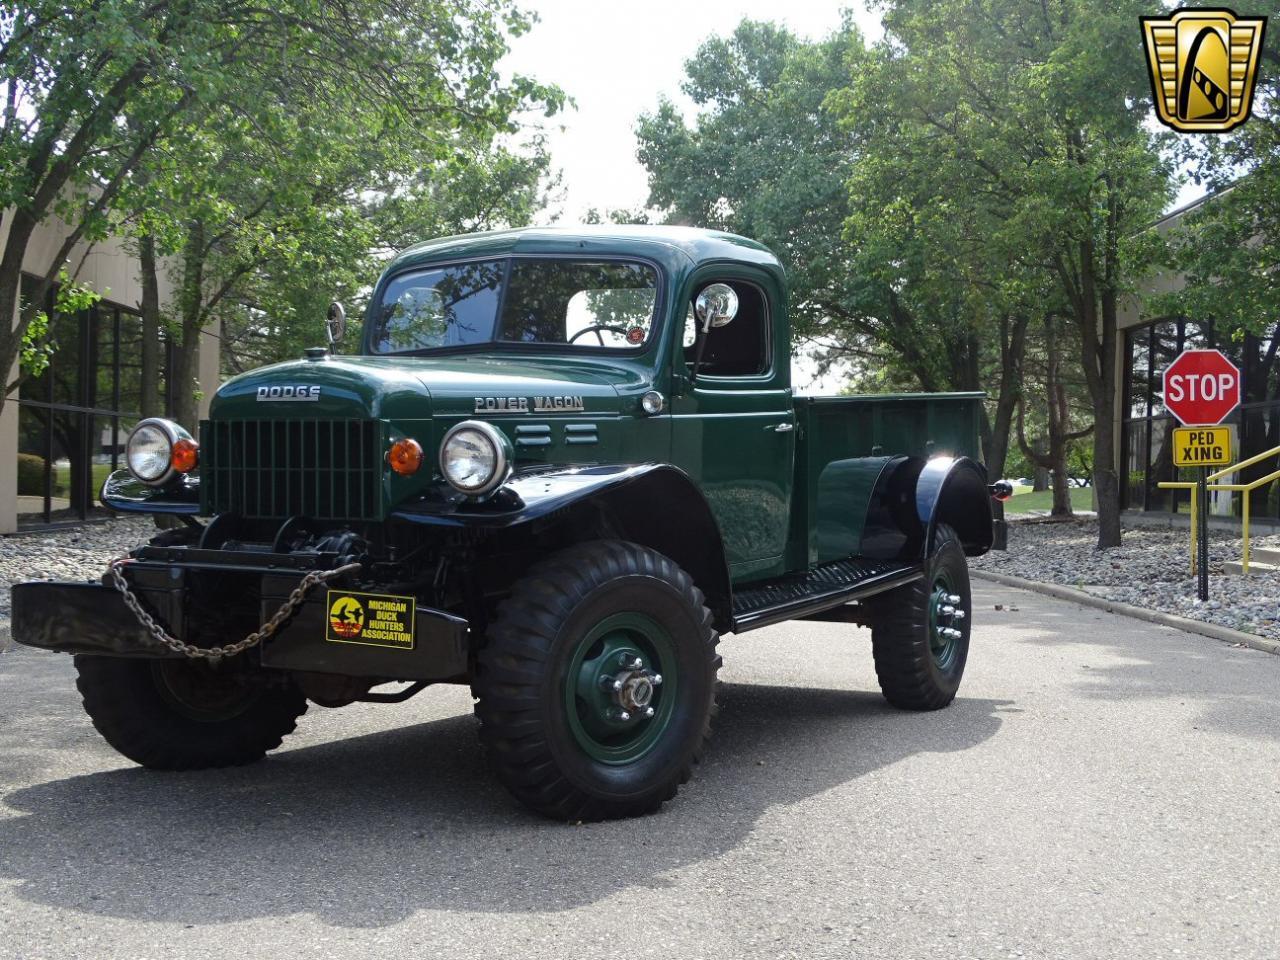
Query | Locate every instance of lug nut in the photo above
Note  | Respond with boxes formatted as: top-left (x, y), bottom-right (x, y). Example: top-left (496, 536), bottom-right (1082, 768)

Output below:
top-left (612, 679), bottom-right (624, 692)
top-left (651, 674), bottom-right (663, 686)
top-left (953, 609), bottom-right (966, 620)
top-left (947, 593), bottom-right (961, 604)
top-left (939, 604), bottom-right (956, 616)
top-left (618, 710), bottom-right (631, 722)
top-left (644, 706), bottom-right (655, 718)
top-left (630, 657), bottom-right (643, 670)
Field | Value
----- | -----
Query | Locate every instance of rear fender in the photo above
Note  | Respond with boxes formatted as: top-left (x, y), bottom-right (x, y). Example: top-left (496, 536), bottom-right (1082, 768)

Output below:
top-left (858, 455), bottom-right (993, 560)
top-left (915, 456), bottom-right (994, 558)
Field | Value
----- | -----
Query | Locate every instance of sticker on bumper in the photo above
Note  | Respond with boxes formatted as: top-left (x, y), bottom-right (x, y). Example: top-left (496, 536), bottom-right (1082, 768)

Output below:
top-left (325, 590), bottom-right (416, 650)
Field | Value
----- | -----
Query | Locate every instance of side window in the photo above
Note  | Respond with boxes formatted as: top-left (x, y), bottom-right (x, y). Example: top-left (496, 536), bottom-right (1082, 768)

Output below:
top-left (683, 281), bottom-right (770, 378)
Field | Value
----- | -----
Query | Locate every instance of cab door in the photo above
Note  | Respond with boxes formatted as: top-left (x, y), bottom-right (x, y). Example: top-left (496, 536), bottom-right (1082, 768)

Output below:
top-left (669, 272), bottom-right (794, 581)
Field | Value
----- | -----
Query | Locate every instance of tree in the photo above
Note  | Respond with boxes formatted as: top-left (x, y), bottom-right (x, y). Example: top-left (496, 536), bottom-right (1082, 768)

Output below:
top-left (635, 18), bottom-right (1033, 481)
top-left (214, 138), bottom-right (558, 380)
top-left (0, 0), bottom-right (558, 422)
top-left (836, 0), bottom-right (1174, 547)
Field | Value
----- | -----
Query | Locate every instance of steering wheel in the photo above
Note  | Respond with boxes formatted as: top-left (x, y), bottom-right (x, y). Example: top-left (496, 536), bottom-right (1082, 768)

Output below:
top-left (568, 324), bottom-right (630, 346)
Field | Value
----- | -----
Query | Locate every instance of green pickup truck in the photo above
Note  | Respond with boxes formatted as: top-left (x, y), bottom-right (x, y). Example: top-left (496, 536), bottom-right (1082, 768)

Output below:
top-left (12, 226), bottom-right (1009, 820)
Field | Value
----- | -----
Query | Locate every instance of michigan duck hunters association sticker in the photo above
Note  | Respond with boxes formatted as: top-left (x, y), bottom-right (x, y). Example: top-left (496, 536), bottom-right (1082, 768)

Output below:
top-left (326, 590), bottom-right (416, 650)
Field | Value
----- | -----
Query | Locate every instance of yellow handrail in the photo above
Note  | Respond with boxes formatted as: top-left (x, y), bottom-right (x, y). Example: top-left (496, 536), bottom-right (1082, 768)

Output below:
top-left (1208, 446), bottom-right (1280, 482)
top-left (1208, 465), bottom-right (1280, 573)
top-left (1160, 444), bottom-right (1280, 576)
top-left (1157, 481), bottom-right (1200, 574)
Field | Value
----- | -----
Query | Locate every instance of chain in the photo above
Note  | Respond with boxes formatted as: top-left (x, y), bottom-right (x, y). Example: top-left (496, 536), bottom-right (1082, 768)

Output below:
top-left (108, 558), bottom-right (363, 661)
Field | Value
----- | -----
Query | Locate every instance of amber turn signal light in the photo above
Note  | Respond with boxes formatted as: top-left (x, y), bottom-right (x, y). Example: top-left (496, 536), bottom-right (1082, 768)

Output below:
top-left (171, 438), bottom-right (199, 474)
top-left (387, 437), bottom-right (424, 476)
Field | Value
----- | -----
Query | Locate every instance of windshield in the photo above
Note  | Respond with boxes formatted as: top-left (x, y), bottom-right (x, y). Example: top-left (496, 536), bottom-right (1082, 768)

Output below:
top-left (370, 258), bottom-right (660, 354)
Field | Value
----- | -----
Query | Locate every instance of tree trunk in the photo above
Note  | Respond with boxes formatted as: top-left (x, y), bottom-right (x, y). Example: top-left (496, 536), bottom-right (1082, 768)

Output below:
top-left (138, 234), bottom-right (162, 419)
top-left (171, 222), bottom-right (206, 431)
top-left (1045, 316), bottom-right (1073, 516)
top-left (982, 314), bottom-right (1029, 482)
top-left (0, 209), bottom-right (39, 409)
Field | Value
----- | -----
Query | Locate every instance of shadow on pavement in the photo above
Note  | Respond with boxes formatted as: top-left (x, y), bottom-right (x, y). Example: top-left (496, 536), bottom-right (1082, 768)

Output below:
top-left (0, 681), bottom-right (1006, 926)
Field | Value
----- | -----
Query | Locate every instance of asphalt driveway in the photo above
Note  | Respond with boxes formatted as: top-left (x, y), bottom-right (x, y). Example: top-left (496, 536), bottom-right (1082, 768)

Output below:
top-left (2, 583), bottom-right (1278, 959)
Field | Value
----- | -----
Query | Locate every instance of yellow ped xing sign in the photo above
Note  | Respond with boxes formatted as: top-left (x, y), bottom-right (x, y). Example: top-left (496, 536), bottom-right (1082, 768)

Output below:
top-left (1173, 426), bottom-right (1232, 467)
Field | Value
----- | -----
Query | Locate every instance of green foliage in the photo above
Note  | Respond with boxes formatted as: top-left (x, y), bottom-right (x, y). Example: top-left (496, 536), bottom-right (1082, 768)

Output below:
top-left (19, 269), bottom-right (102, 380)
top-left (1, 0), bottom-right (564, 416)
top-left (1161, 27), bottom-right (1280, 339)
top-left (16, 454), bottom-right (46, 496)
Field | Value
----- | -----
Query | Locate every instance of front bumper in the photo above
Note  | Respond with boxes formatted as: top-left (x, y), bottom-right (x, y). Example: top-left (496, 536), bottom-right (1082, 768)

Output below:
top-left (10, 569), bottom-right (470, 682)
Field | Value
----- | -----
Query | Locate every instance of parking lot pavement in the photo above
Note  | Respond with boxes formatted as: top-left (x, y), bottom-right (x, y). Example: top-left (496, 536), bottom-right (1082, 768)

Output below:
top-left (2, 582), bottom-right (1280, 960)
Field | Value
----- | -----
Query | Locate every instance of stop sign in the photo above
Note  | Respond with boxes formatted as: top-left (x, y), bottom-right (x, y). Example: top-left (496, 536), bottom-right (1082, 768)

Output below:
top-left (1162, 349), bottom-right (1241, 425)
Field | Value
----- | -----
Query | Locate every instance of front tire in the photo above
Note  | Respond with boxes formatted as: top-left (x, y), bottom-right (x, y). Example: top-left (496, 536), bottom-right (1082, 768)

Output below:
top-left (473, 540), bottom-right (720, 821)
top-left (869, 522), bottom-right (971, 711)
top-left (74, 655), bottom-right (308, 769)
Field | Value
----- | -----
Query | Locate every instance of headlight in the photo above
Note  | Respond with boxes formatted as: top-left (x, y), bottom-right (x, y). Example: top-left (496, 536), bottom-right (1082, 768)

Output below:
top-left (126, 418), bottom-right (193, 486)
top-left (439, 420), bottom-right (511, 496)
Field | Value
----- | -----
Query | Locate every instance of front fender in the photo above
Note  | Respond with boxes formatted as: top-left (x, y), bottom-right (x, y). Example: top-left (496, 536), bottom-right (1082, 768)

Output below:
top-left (101, 469), bottom-right (201, 515)
top-left (392, 463), bottom-right (733, 630)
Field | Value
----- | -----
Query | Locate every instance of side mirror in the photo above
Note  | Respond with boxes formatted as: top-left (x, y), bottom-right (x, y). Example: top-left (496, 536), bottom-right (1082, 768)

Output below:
top-left (695, 283), bottom-right (739, 332)
top-left (326, 301), bottom-right (346, 352)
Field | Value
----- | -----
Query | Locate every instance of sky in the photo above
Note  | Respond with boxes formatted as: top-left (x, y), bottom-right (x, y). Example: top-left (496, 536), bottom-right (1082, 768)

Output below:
top-left (500, 1), bottom-right (882, 223)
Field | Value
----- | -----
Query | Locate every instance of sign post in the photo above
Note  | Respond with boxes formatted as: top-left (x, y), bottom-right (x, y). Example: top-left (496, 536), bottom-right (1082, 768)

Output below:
top-left (1162, 350), bottom-right (1242, 602)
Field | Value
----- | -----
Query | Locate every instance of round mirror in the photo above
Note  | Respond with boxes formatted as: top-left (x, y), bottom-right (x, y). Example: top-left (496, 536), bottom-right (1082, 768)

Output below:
top-left (695, 283), bottom-right (739, 330)
top-left (326, 301), bottom-right (346, 349)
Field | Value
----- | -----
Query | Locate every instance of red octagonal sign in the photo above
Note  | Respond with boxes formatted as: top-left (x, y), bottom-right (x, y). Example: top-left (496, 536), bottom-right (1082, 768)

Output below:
top-left (1162, 349), bottom-right (1241, 425)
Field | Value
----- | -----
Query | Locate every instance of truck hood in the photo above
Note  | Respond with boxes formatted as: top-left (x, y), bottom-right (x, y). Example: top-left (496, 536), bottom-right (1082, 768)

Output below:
top-left (209, 353), bottom-right (645, 421)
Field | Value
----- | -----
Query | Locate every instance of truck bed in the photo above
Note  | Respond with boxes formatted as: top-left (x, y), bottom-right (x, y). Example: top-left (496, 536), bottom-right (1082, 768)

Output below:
top-left (788, 391), bottom-right (986, 569)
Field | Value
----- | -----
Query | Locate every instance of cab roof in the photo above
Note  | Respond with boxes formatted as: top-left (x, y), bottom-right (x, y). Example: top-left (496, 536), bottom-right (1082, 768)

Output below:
top-left (384, 225), bottom-right (784, 277)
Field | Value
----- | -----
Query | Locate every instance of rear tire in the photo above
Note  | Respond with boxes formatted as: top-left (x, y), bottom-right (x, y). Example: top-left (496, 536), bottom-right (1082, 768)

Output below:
top-left (472, 540), bottom-right (720, 821)
top-left (869, 523), bottom-right (971, 710)
top-left (74, 655), bottom-right (307, 769)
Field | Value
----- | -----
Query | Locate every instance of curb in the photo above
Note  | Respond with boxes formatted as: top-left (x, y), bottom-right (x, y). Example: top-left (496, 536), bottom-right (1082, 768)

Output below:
top-left (972, 569), bottom-right (1280, 656)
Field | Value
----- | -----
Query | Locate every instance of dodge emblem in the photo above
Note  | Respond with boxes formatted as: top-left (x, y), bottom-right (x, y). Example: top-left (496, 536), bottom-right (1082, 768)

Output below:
top-left (257, 385), bottom-right (321, 401)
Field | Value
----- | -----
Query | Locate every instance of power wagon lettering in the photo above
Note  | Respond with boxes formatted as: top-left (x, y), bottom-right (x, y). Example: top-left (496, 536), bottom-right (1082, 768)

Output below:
top-left (473, 395), bottom-right (585, 413)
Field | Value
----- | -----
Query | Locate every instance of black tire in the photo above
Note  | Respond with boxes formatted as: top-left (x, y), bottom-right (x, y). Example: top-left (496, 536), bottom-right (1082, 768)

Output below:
top-left (74, 655), bottom-right (307, 770)
top-left (870, 522), bottom-right (971, 711)
top-left (473, 540), bottom-right (720, 821)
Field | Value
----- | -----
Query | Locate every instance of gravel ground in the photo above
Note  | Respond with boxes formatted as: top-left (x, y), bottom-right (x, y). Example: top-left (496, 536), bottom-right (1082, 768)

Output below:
top-left (974, 517), bottom-right (1280, 641)
top-left (0, 517), bottom-right (154, 620)
top-left (3, 513), bottom-right (1277, 644)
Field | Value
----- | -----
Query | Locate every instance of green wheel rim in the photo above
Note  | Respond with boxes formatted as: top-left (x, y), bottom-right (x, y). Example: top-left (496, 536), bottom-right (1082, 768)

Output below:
top-left (563, 611), bottom-right (678, 765)
top-left (927, 573), bottom-right (963, 670)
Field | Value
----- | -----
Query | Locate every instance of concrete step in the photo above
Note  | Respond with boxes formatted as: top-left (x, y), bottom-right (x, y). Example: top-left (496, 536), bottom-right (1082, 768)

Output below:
top-left (1251, 547), bottom-right (1280, 566)
top-left (1223, 559), bottom-right (1280, 575)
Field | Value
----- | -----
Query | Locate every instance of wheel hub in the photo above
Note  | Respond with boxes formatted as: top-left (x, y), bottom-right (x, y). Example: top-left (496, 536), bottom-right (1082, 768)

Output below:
top-left (565, 613), bottom-right (677, 763)
top-left (928, 582), bottom-right (965, 669)
top-left (598, 653), bottom-right (663, 720)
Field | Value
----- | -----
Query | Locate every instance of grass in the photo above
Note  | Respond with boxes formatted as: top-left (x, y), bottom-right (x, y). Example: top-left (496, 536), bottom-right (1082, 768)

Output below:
top-left (50, 462), bottom-right (117, 499)
top-left (1005, 487), bottom-right (1069, 515)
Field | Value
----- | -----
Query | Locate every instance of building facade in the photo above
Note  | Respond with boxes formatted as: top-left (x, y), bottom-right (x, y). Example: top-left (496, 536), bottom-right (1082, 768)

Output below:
top-left (1117, 194), bottom-right (1279, 523)
top-left (0, 209), bottom-right (220, 533)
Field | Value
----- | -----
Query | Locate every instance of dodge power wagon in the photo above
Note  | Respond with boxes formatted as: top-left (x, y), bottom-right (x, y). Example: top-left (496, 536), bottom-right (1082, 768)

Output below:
top-left (11, 226), bottom-right (1010, 821)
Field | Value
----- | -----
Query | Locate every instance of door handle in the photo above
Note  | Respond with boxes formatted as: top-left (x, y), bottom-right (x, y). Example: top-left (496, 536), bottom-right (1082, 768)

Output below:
top-left (769, 422), bottom-right (794, 433)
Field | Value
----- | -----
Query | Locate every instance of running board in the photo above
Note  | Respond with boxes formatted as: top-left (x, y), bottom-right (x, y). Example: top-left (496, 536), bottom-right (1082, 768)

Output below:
top-left (730, 557), bottom-right (923, 634)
